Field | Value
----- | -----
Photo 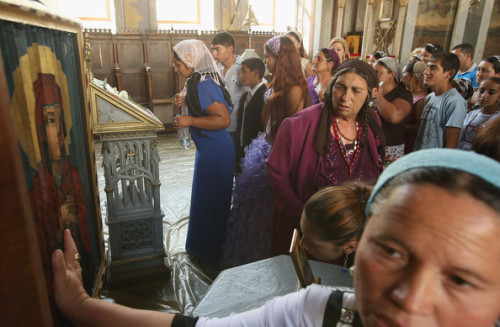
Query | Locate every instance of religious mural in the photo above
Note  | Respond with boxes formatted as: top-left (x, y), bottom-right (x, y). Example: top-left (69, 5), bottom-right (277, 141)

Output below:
top-left (411, 0), bottom-right (459, 50)
top-left (0, 20), bottom-right (103, 324)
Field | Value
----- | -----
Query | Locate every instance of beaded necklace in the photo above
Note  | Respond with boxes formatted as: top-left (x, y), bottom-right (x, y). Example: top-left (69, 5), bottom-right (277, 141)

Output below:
top-left (332, 118), bottom-right (362, 176)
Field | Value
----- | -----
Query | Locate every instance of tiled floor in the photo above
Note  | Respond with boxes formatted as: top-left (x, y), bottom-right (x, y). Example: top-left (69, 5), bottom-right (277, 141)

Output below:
top-left (95, 134), bottom-right (213, 314)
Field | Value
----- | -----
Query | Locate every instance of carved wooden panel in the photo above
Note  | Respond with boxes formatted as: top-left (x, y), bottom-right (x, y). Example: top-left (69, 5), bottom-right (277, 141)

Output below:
top-left (231, 31), bottom-right (249, 56)
top-left (88, 33), bottom-right (116, 86)
top-left (144, 34), bottom-right (174, 99)
top-left (115, 33), bottom-right (147, 104)
top-left (199, 31), bottom-right (217, 51)
top-left (84, 31), bottom-right (279, 113)
top-left (251, 33), bottom-right (276, 59)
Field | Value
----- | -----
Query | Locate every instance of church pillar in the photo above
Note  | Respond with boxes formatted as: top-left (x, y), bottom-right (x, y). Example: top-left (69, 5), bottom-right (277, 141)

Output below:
top-left (360, 0), bottom-right (375, 61)
top-left (398, 0), bottom-right (418, 65)
top-left (392, 0), bottom-right (407, 60)
top-left (336, 0), bottom-right (346, 37)
top-left (474, 0), bottom-right (495, 62)
top-left (450, 0), bottom-right (470, 48)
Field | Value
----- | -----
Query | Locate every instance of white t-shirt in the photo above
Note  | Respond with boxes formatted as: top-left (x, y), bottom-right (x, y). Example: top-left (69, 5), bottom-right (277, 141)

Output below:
top-left (218, 56), bottom-right (250, 132)
top-left (194, 285), bottom-right (351, 327)
top-left (458, 108), bottom-right (500, 150)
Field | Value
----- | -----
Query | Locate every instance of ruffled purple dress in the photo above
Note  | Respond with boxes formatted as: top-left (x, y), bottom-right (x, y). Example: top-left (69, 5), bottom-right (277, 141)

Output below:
top-left (223, 89), bottom-right (275, 268)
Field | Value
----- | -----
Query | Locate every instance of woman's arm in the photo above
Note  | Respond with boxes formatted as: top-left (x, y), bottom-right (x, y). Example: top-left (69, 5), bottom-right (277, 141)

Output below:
top-left (52, 230), bottom-right (175, 327)
top-left (374, 96), bottom-right (412, 125)
top-left (175, 101), bottom-right (230, 130)
top-left (445, 126), bottom-right (462, 148)
top-left (174, 78), bottom-right (231, 130)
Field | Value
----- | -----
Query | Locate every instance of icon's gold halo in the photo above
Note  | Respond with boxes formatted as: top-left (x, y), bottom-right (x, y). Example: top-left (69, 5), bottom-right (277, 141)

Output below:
top-left (12, 44), bottom-right (72, 168)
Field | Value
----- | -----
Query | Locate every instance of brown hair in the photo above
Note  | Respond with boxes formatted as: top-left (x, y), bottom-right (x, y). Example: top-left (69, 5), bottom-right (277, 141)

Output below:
top-left (303, 182), bottom-right (373, 246)
top-left (264, 36), bottom-right (310, 139)
top-left (472, 114), bottom-right (500, 162)
top-left (286, 31), bottom-right (306, 58)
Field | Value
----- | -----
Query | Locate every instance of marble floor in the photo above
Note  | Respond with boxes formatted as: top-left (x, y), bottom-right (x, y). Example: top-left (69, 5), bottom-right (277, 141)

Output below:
top-left (95, 133), bottom-right (213, 314)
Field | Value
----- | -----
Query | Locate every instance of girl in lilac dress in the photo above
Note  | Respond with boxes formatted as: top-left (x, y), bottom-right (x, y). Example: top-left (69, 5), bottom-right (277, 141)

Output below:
top-left (223, 36), bottom-right (310, 268)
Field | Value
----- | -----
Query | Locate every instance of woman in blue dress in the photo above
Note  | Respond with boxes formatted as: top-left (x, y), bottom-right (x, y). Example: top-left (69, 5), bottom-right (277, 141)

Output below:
top-left (172, 39), bottom-right (235, 269)
top-left (223, 36), bottom-right (310, 268)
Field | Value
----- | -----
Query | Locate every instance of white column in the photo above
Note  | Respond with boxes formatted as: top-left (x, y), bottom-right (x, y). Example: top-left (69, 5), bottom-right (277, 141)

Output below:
top-left (399, 0), bottom-right (418, 64)
top-left (336, 0), bottom-right (346, 37)
top-left (312, 0), bottom-right (324, 54)
top-left (474, 0), bottom-right (494, 62)
top-left (360, 0), bottom-right (374, 61)
top-left (450, 0), bottom-right (470, 49)
top-left (392, 0), bottom-right (407, 61)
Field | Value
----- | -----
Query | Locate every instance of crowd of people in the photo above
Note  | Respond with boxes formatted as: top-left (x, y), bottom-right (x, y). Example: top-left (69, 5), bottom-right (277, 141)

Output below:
top-left (52, 32), bottom-right (500, 326)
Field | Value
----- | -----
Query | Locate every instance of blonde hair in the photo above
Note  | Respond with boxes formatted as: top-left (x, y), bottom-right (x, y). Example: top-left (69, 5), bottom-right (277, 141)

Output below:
top-left (410, 47), bottom-right (423, 60)
top-left (328, 37), bottom-right (350, 61)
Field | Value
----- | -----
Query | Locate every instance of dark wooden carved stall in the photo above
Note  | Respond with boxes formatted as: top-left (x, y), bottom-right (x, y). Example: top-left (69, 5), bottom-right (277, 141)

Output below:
top-left (85, 29), bottom-right (276, 131)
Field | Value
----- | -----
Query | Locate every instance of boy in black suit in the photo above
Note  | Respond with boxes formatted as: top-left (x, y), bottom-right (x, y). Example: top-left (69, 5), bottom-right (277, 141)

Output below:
top-left (235, 57), bottom-right (267, 174)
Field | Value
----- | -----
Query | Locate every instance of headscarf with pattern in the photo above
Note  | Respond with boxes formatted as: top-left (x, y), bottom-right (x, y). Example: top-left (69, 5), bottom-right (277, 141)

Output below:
top-left (173, 39), bottom-right (232, 117)
top-left (265, 36), bottom-right (282, 57)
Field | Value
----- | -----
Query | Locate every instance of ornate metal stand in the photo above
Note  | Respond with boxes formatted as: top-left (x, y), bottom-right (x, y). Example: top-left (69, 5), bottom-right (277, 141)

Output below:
top-left (88, 76), bottom-right (168, 288)
top-left (102, 134), bottom-right (168, 287)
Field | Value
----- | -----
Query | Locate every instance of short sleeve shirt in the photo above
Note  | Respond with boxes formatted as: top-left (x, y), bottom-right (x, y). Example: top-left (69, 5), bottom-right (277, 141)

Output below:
top-left (196, 77), bottom-right (231, 114)
top-left (458, 109), bottom-right (500, 150)
top-left (455, 63), bottom-right (479, 88)
top-left (379, 84), bottom-right (413, 146)
top-left (218, 56), bottom-right (249, 132)
top-left (414, 88), bottom-right (467, 150)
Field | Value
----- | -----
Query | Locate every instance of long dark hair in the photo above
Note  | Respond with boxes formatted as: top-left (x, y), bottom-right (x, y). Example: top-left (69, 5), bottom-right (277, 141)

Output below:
top-left (173, 51), bottom-right (232, 118)
top-left (323, 67), bottom-right (386, 159)
top-left (264, 36), bottom-right (311, 140)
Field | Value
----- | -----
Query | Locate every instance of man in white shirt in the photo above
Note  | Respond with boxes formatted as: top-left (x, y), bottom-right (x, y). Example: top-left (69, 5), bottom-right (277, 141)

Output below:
top-left (211, 32), bottom-right (249, 152)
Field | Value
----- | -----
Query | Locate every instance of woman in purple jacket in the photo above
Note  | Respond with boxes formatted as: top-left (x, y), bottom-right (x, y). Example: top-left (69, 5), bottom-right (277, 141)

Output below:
top-left (267, 59), bottom-right (385, 255)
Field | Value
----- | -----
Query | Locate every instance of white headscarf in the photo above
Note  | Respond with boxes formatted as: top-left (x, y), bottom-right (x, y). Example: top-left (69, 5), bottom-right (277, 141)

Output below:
top-left (173, 39), bottom-right (231, 117)
top-left (173, 39), bottom-right (223, 84)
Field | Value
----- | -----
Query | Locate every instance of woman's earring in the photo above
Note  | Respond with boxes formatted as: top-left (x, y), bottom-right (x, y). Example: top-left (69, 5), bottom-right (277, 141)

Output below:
top-left (341, 253), bottom-right (350, 274)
